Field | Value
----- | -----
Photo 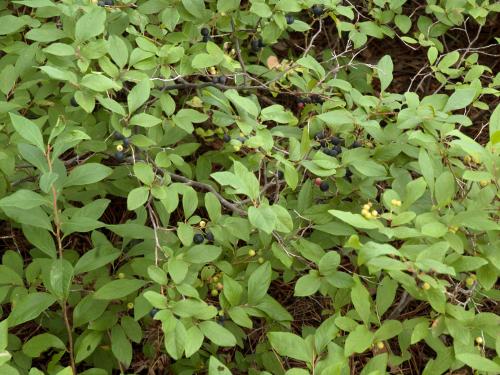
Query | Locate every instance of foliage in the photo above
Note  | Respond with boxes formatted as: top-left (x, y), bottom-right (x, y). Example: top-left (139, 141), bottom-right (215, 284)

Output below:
top-left (0, 0), bottom-right (499, 374)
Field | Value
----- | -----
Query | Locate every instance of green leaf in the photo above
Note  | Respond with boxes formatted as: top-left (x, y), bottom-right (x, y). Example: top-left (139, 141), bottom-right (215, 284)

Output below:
top-left (490, 104), bottom-right (500, 143)
top-left (0, 265), bottom-right (23, 286)
top-left (223, 274), bottom-right (243, 306)
top-left (75, 331), bottom-right (103, 363)
top-left (75, 8), bottom-right (106, 42)
top-left (377, 55), bottom-right (393, 92)
top-left (248, 206), bottom-right (276, 234)
top-left (208, 356), bottom-right (232, 375)
top-left (9, 113), bottom-right (45, 152)
top-left (22, 333), bottom-right (65, 357)
top-left (64, 163), bottom-right (113, 187)
top-left (8, 292), bottom-right (57, 327)
top-left (344, 325), bottom-right (374, 356)
top-left (81, 74), bottom-right (120, 91)
top-left (199, 321), bottom-right (236, 347)
top-left (107, 35), bottom-right (128, 69)
top-left (294, 273), bottom-right (321, 297)
top-left (351, 277), bottom-right (371, 325)
top-left (111, 325), bottom-right (132, 367)
top-left (455, 353), bottom-right (500, 372)
top-left (184, 326), bottom-right (204, 358)
top-left (247, 262), bottom-right (271, 305)
top-left (443, 88), bottom-right (476, 112)
top-left (329, 210), bottom-right (381, 230)
top-left (0, 190), bottom-right (47, 210)
top-left (267, 332), bottom-right (312, 363)
top-left (93, 279), bottom-right (147, 300)
top-left (128, 80), bottom-right (150, 114)
top-left (127, 187), bottom-right (149, 211)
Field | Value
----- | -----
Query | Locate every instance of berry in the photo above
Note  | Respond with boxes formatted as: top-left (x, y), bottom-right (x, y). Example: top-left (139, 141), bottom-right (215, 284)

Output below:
top-left (465, 277), bottom-right (475, 287)
top-left (311, 95), bottom-right (323, 104)
top-left (199, 220), bottom-right (206, 228)
top-left (114, 151), bottom-right (125, 161)
top-left (248, 249), bottom-right (256, 257)
top-left (114, 132), bottom-right (124, 140)
top-left (212, 76), bottom-right (219, 84)
top-left (193, 233), bottom-right (204, 244)
top-left (123, 137), bottom-right (130, 147)
top-left (319, 181), bottom-right (329, 191)
top-left (201, 27), bottom-right (210, 36)
top-left (233, 145), bottom-right (241, 152)
top-left (334, 145), bottom-right (342, 154)
top-left (351, 140), bottom-right (362, 148)
top-left (216, 282), bottom-right (224, 291)
top-left (277, 170), bottom-right (284, 179)
top-left (330, 136), bottom-right (343, 145)
top-left (314, 131), bottom-right (326, 140)
top-left (251, 39), bottom-right (261, 52)
top-left (422, 282), bottom-right (431, 290)
top-left (258, 39), bottom-right (264, 47)
top-left (149, 308), bottom-right (159, 318)
top-left (97, 0), bottom-right (105, 5)
top-left (258, 257), bottom-right (265, 264)
top-left (218, 76), bottom-right (227, 85)
top-left (297, 101), bottom-right (305, 110)
top-left (104, 0), bottom-right (113, 5)
top-left (223, 134), bottom-right (231, 142)
top-left (286, 14), bottom-right (294, 25)
top-left (376, 342), bottom-right (385, 349)
top-left (127, 302), bottom-right (134, 310)
top-left (70, 97), bottom-right (78, 107)
top-left (314, 177), bottom-right (322, 186)
top-left (475, 337), bottom-right (483, 345)
top-left (479, 179), bottom-right (490, 187)
top-left (116, 144), bottom-right (124, 152)
top-left (117, 272), bottom-right (125, 279)
top-left (204, 231), bottom-right (214, 242)
top-left (202, 35), bottom-right (211, 42)
top-left (311, 4), bottom-right (324, 16)
top-left (211, 289), bottom-right (219, 297)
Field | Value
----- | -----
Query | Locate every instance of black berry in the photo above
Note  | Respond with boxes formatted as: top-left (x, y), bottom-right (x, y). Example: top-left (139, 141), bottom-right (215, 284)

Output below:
top-left (330, 136), bottom-right (342, 145)
top-left (334, 145), bottom-right (342, 154)
top-left (351, 140), bottom-right (362, 149)
top-left (314, 131), bottom-right (326, 140)
top-left (193, 233), bottom-right (204, 244)
top-left (212, 76), bottom-right (219, 84)
top-left (218, 76), bottom-right (227, 85)
top-left (204, 231), bottom-right (214, 242)
top-left (251, 39), bottom-right (261, 52)
top-left (104, 0), bottom-right (113, 5)
top-left (286, 14), bottom-right (294, 25)
top-left (258, 39), bottom-right (264, 47)
top-left (201, 27), bottom-right (210, 36)
top-left (202, 35), bottom-right (211, 42)
top-left (149, 308), bottom-right (159, 318)
top-left (114, 151), bottom-right (125, 161)
top-left (319, 181), bottom-right (329, 191)
top-left (123, 137), bottom-right (130, 147)
top-left (223, 134), bottom-right (231, 142)
top-left (277, 170), bottom-right (284, 179)
top-left (114, 132), bottom-right (124, 140)
top-left (311, 4), bottom-right (324, 16)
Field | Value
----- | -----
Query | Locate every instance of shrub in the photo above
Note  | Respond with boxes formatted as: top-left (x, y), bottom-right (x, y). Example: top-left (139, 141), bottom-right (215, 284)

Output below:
top-left (0, 0), bottom-right (499, 374)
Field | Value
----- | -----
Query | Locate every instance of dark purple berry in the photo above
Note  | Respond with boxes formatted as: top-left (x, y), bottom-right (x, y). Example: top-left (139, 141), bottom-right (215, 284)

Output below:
top-left (334, 145), bottom-right (342, 154)
top-left (218, 76), bottom-right (227, 85)
top-left (123, 137), bottom-right (130, 147)
top-left (331, 136), bottom-right (342, 145)
top-left (193, 233), bottom-right (204, 244)
top-left (351, 140), bottom-right (362, 148)
top-left (223, 134), bottom-right (231, 142)
top-left (204, 231), bottom-right (214, 242)
top-left (201, 27), bottom-right (210, 36)
top-left (311, 4), bottom-right (324, 16)
top-left (97, 0), bottom-right (105, 5)
top-left (314, 131), bottom-right (326, 140)
top-left (286, 14), bottom-right (294, 25)
top-left (251, 39), bottom-right (261, 52)
top-left (114, 151), bottom-right (125, 161)
top-left (202, 35), bottom-right (211, 42)
top-left (277, 170), bottom-right (284, 179)
top-left (149, 308), bottom-right (159, 318)
top-left (319, 181), bottom-right (329, 191)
